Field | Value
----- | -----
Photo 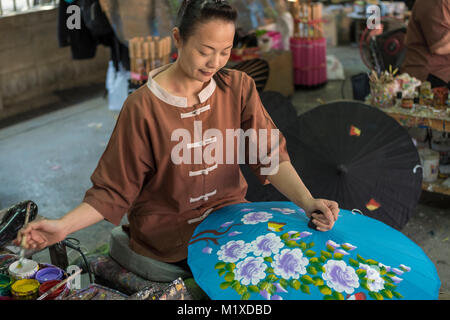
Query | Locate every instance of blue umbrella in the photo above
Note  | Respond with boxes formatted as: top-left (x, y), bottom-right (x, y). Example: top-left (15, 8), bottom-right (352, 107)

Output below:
top-left (187, 201), bottom-right (440, 300)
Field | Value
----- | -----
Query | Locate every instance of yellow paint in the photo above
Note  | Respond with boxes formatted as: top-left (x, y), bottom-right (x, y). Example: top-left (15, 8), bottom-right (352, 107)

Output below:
top-left (267, 221), bottom-right (286, 232)
top-left (11, 279), bottom-right (40, 295)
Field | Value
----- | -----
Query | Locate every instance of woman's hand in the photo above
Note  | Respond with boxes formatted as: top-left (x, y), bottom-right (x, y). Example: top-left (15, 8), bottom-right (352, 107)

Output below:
top-left (301, 198), bottom-right (340, 232)
top-left (13, 218), bottom-right (68, 251)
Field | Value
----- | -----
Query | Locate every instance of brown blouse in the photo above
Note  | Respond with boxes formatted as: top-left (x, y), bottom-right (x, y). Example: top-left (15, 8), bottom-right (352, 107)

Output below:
top-left (83, 65), bottom-right (291, 262)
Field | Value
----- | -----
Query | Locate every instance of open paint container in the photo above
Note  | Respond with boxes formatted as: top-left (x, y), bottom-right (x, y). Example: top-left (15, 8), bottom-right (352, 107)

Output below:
top-left (11, 279), bottom-right (40, 300)
top-left (35, 266), bottom-right (64, 283)
top-left (38, 280), bottom-right (67, 300)
top-left (8, 259), bottom-right (39, 281)
top-left (0, 274), bottom-right (13, 297)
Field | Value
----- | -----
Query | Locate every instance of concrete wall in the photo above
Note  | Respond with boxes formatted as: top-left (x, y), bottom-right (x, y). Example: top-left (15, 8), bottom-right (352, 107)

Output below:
top-left (0, 7), bottom-right (110, 121)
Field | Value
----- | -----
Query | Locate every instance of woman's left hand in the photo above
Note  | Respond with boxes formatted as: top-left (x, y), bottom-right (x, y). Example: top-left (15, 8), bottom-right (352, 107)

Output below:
top-left (301, 198), bottom-right (340, 232)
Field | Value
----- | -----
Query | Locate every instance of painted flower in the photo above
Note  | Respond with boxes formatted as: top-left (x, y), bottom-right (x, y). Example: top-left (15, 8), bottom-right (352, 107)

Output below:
top-left (220, 221), bottom-right (234, 228)
top-left (399, 264), bottom-right (411, 272)
top-left (272, 248), bottom-right (309, 279)
top-left (202, 247), bottom-right (212, 254)
top-left (322, 260), bottom-right (360, 294)
top-left (287, 230), bottom-right (312, 240)
top-left (326, 240), bottom-right (340, 249)
top-left (250, 233), bottom-right (285, 257)
top-left (360, 263), bottom-right (385, 292)
top-left (341, 243), bottom-right (357, 251)
top-left (271, 207), bottom-right (296, 215)
top-left (241, 211), bottom-right (273, 225)
top-left (228, 231), bottom-right (242, 237)
top-left (217, 240), bottom-right (251, 263)
top-left (235, 257), bottom-right (267, 286)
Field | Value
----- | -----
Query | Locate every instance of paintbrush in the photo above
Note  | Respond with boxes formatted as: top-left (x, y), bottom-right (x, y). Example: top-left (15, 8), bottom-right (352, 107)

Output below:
top-left (17, 201), bottom-right (32, 269)
top-left (37, 268), bottom-right (82, 300)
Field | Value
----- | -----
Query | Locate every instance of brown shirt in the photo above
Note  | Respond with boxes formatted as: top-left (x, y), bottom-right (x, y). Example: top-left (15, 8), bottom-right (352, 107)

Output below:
top-left (83, 65), bottom-right (291, 262)
top-left (402, 0), bottom-right (450, 82)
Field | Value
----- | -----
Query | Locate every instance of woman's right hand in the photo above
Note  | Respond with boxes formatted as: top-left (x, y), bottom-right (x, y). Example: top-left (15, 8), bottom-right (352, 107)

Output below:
top-left (13, 218), bottom-right (68, 251)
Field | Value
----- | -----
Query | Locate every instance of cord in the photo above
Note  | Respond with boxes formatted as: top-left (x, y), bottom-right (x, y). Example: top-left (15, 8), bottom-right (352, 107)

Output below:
top-left (62, 238), bottom-right (94, 284)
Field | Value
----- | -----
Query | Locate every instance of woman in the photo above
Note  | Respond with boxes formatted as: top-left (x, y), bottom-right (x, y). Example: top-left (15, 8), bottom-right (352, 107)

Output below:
top-left (15, 0), bottom-right (339, 282)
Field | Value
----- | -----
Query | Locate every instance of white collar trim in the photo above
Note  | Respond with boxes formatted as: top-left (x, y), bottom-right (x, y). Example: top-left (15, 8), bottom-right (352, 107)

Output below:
top-left (146, 64), bottom-right (217, 108)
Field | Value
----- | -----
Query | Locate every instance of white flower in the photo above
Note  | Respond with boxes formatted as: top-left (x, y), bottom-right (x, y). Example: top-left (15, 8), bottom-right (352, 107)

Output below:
top-left (217, 240), bottom-right (251, 263)
top-left (322, 260), bottom-right (360, 294)
top-left (241, 211), bottom-right (273, 225)
top-left (360, 263), bottom-right (385, 292)
top-left (271, 207), bottom-right (296, 214)
top-left (235, 257), bottom-right (267, 286)
top-left (272, 248), bottom-right (309, 279)
top-left (250, 233), bottom-right (285, 257)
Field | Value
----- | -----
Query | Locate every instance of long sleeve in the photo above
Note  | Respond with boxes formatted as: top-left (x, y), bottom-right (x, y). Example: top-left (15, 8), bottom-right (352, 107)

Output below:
top-left (240, 73), bottom-right (291, 185)
top-left (83, 96), bottom-right (155, 225)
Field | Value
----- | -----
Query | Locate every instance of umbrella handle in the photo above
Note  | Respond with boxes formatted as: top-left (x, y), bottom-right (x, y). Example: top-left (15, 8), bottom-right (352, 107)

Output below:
top-left (307, 210), bottom-right (323, 230)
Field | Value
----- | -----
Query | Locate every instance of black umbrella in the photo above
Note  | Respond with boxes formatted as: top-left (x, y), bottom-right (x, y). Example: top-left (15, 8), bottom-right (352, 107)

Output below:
top-left (285, 101), bottom-right (422, 230)
top-left (242, 101), bottom-right (422, 230)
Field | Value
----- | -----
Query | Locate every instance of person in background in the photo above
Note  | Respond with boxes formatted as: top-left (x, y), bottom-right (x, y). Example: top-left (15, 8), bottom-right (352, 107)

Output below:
top-left (401, 0), bottom-right (450, 88)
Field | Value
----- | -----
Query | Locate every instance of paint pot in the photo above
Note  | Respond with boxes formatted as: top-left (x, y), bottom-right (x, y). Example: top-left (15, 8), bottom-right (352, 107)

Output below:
top-left (419, 148), bottom-right (440, 182)
top-left (35, 266), bottom-right (64, 283)
top-left (10, 279), bottom-right (40, 300)
top-left (0, 274), bottom-right (13, 297)
top-left (8, 259), bottom-right (39, 281)
top-left (38, 280), bottom-right (66, 300)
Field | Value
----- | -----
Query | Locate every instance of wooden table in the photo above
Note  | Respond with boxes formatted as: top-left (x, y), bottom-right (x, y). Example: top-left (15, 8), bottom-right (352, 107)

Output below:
top-left (381, 105), bottom-right (450, 196)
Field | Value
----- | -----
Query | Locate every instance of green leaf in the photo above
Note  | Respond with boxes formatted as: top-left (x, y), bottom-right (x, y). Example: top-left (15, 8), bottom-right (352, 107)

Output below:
top-left (220, 282), bottom-right (232, 290)
top-left (307, 242), bottom-right (315, 249)
top-left (349, 258), bottom-right (359, 268)
top-left (332, 291), bottom-right (344, 300)
top-left (248, 285), bottom-right (259, 293)
top-left (379, 267), bottom-right (387, 275)
top-left (224, 272), bottom-right (235, 282)
top-left (381, 289), bottom-right (393, 299)
top-left (333, 252), bottom-right (344, 260)
top-left (215, 262), bottom-right (226, 269)
top-left (279, 279), bottom-right (288, 289)
top-left (268, 284), bottom-right (277, 295)
top-left (290, 232), bottom-right (301, 239)
top-left (237, 286), bottom-right (247, 295)
top-left (241, 292), bottom-right (251, 300)
top-left (305, 250), bottom-right (316, 257)
top-left (356, 269), bottom-right (367, 278)
top-left (382, 276), bottom-right (394, 283)
top-left (341, 244), bottom-right (352, 251)
top-left (265, 267), bottom-right (274, 274)
top-left (280, 232), bottom-right (290, 240)
top-left (319, 285), bottom-right (332, 295)
top-left (319, 256), bottom-right (327, 263)
top-left (326, 245), bottom-right (335, 252)
top-left (310, 257), bottom-right (319, 264)
top-left (267, 274), bottom-right (278, 283)
top-left (300, 242), bottom-right (307, 250)
top-left (323, 295), bottom-right (335, 300)
top-left (321, 250), bottom-right (332, 259)
top-left (369, 292), bottom-right (384, 300)
top-left (392, 291), bottom-right (403, 299)
top-left (360, 280), bottom-right (370, 291)
top-left (300, 284), bottom-right (310, 294)
top-left (259, 281), bottom-right (270, 290)
top-left (307, 266), bottom-right (318, 275)
top-left (263, 256), bottom-right (273, 263)
top-left (218, 269), bottom-right (227, 277)
top-left (313, 277), bottom-right (324, 287)
top-left (366, 259), bottom-right (378, 266)
top-left (386, 272), bottom-right (396, 277)
top-left (384, 282), bottom-right (397, 290)
top-left (300, 275), bottom-right (314, 285)
top-left (290, 279), bottom-right (301, 290)
top-left (226, 263), bottom-right (236, 271)
top-left (356, 254), bottom-right (367, 263)
top-left (231, 280), bottom-right (241, 291)
top-left (286, 240), bottom-right (300, 248)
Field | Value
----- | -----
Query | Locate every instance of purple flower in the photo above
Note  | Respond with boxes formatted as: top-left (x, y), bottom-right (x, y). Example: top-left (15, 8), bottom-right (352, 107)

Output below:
top-left (334, 249), bottom-right (350, 256)
top-left (274, 283), bottom-right (288, 293)
top-left (322, 260), bottom-right (359, 294)
top-left (341, 243), bottom-right (357, 251)
top-left (217, 240), bottom-right (251, 263)
top-left (391, 276), bottom-right (403, 284)
top-left (392, 268), bottom-right (404, 276)
top-left (228, 231), bottom-right (242, 237)
top-left (235, 257), bottom-right (267, 286)
top-left (250, 233), bottom-right (284, 257)
top-left (202, 247), bottom-right (212, 254)
top-left (241, 211), bottom-right (273, 225)
top-left (326, 240), bottom-right (340, 249)
top-left (287, 231), bottom-right (312, 240)
top-left (260, 289), bottom-right (270, 300)
top-left (272, 248), bottom-right (309, 279)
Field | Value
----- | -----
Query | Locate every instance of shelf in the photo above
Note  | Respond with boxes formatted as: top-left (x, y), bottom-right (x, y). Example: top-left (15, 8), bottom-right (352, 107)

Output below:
top-left (422, 178), bottom-right (450, 196)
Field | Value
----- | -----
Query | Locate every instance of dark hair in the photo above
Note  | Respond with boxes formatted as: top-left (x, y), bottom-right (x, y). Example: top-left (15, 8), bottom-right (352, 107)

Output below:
top-left (176, 0), bottom-right (238, 91)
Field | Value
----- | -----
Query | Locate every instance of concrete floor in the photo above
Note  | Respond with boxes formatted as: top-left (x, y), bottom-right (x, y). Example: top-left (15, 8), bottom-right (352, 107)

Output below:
top-left (0, 46), bottom-right (448, 294)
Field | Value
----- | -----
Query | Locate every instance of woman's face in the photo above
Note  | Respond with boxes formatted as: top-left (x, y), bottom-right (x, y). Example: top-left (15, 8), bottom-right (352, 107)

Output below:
top-left (174, 19), bottom-right (235, 82)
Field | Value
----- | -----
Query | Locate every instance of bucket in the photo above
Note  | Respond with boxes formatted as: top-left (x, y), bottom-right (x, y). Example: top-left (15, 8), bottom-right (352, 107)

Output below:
top-left (0, 274), bottom-right (13, 297)
top-left (35, 266), bottom-right (64, 284)
top-left (8, 259), bottom-right (39, 281)
top-left (419, 148), bottom-right (440, 182)
top-left (11, 279), bottom-right (40, 300)
top-left (38, 280), bottom-right (67, 300)
top-left (290, 37), bottom-right (327, 86)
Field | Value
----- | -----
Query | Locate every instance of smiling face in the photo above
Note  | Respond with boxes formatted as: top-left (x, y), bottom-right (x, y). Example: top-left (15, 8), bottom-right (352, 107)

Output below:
top-left (173, 19), bottom-right (235, 83)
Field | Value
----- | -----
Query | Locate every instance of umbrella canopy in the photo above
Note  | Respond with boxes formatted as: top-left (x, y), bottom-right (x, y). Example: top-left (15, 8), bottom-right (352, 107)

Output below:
top-left (187, 201), bottom-right (440, 300)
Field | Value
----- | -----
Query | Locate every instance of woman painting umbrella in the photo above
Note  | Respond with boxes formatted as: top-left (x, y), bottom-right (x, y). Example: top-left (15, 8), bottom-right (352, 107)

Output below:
top-left (14, 0), bottom-right (339, 283)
